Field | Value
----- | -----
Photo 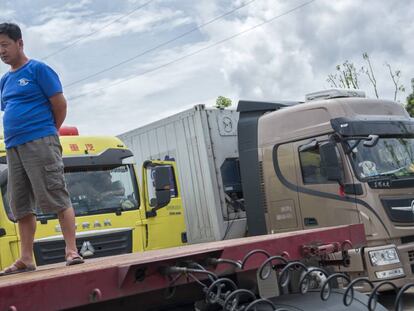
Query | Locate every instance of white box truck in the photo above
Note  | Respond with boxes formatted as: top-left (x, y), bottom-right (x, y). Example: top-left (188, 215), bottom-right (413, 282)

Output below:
top-left (119, 105), bottom-right (246, 244)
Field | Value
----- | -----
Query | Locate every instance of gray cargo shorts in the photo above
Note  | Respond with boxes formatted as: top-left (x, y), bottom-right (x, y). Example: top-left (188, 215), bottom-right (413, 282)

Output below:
top-left (6, 135), bottom-right (72, 220)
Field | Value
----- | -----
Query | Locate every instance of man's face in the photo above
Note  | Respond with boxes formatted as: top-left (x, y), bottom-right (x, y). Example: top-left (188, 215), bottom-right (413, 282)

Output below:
top-left (0, 34), bottom-right (23, 65)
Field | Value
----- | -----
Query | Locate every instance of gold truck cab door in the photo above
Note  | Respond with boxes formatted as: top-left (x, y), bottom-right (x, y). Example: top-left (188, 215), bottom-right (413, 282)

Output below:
top-left (141, 160), bottom-right (187, 250)
top-left (267, 143), bottom-right (302, 232)
top-left (0, 167), bottom-right (19, 270)
top-left (294, 136), bottom-right (360, 229)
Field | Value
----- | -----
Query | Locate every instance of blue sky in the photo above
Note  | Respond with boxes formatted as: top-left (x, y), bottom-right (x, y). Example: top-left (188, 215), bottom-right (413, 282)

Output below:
top-left (1, 0), bottom-right (413, 135)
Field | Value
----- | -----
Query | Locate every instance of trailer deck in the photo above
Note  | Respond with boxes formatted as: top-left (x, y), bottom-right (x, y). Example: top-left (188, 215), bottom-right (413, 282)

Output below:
top-left (0, 225), bottom-right (366, 311)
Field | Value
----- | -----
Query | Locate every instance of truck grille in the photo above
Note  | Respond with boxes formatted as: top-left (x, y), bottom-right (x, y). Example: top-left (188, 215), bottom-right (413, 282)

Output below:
top-left (34, 229), bottom-right (133, 266)
top-left (381, 197), bottom-right (414, 223)
top-left (408, 250), bottom-right (414, 274)
top-left (409, 250), bottom-right (414, 262)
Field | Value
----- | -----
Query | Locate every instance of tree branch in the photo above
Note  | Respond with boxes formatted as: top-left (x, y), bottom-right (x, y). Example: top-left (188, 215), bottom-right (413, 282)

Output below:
top-left (362, 52), bottom-right (379, 98)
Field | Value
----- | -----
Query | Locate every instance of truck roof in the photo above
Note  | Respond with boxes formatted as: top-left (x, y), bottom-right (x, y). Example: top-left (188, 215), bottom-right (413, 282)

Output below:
top-left (0, 136), bottom-right (128, 157)
top-left (237, 100), bottom-right (298, 112)
top-left (60, 135), bottom-right (128, 156)
top-left (258, 98), bottom-right (410, 146)
top-left (0, 136), bottom-right (130, 167)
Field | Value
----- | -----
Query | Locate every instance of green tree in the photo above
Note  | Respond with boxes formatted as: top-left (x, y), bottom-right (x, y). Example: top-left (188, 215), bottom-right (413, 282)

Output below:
top-left (215, 96), bottom-right (232, 109)
top-left (406, 78), bottom-right (414, 117)
top-left (327, 60), bottom-right (360, 89)
top-left (327, 52), bottom-right (404, 101)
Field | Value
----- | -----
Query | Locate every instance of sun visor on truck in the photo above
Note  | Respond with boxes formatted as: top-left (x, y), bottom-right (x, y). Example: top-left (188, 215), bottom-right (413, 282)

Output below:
top-left (331, 117), bottom-right (414, 137)
top-left (63, 148), bottom-right (133, 167)
top-left (0, 148), bottom-right (134, 166)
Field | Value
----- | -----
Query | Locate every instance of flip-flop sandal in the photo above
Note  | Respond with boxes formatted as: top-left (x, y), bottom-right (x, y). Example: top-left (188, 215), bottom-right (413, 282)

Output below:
top-left (0, 259), bottom-right (36, 276)
top-left (66, 252), bottom-right (84, 266)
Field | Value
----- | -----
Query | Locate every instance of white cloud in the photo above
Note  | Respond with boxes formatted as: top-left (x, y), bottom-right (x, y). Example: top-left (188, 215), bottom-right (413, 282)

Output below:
top-left (0, 9), bottom-right (15, 20)
top-left (36, 0), bottom-right (93, 22)
top-left (1, 0), bottom-right (413, 135)
top-left (57, 0), bottom-right (414, 135)
top-left (28, 5), bottom-right (192, 45)
top-left (65, 39), bottom-right (228, 135)
top-left (195, 0), bottom-right (414, 102)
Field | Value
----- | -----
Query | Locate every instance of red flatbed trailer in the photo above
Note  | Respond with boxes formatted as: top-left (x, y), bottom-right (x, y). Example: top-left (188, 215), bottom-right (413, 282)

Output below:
top-left (0, 225), bottom-right (366, 311)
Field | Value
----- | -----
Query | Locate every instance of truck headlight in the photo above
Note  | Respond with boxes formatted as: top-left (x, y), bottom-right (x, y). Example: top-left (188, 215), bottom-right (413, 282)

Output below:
top-left (368, 248), bottom-right (400, 266)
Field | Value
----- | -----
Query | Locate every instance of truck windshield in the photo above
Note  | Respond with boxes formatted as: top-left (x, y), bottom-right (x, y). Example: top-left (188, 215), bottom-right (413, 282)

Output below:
top-left (2, 164), bottom-right (140, 222)
top-left (39, 164), bottom-right (139, 221)
top-left (347, 137), bottom-right (414, 180)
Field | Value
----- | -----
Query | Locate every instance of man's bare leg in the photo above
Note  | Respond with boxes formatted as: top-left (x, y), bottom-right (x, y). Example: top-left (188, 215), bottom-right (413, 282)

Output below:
top-left (58, 207), bottom-right (79, 259)
top-left (18, 214), bottom-right (36, 265)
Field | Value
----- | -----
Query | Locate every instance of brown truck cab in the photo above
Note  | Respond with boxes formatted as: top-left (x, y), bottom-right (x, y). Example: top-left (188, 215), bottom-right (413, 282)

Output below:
top-left (237, 89), bottom-right (414, 287)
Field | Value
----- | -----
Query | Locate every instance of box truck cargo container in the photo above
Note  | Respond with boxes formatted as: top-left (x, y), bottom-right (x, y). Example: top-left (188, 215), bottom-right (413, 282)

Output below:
top-left (119, 105), bottom-right (246, 244)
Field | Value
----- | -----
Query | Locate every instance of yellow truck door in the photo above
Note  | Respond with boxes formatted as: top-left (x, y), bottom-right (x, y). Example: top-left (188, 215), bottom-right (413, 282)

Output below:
top-left (141, 160), bottom-right (187, 250)
top-left (0, 168), bottom-right (19, 270)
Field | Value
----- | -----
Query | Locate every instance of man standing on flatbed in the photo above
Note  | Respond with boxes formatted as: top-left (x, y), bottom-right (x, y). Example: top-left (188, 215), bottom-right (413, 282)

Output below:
top-left (0, 23), bottom-right (83, 275)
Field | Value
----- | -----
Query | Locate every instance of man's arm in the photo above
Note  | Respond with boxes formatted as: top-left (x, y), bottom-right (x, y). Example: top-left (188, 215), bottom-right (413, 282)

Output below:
top-left (49, 93), bottom-right (67, 130)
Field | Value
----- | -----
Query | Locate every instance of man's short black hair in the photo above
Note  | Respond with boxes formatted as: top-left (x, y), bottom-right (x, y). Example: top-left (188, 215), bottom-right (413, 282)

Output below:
top-left (0, 23), bottom-right (22, 41)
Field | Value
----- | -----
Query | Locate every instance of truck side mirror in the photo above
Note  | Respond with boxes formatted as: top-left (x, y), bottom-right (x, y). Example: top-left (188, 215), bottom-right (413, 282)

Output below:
top-left (362, 134), bottom-right (379, 147)
top-left (152, 166), bottom-right (171, 209)
top-left (319, 142), bottom-right (344, 184)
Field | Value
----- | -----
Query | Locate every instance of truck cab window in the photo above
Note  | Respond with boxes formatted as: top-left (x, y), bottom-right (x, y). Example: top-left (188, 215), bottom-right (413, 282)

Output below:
top-left (299, 145), bottom-right (331, 184)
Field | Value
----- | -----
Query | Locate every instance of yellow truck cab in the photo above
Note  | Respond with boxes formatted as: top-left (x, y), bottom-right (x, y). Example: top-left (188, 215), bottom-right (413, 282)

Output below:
top-left (0, 128), bottom-right (187, 269)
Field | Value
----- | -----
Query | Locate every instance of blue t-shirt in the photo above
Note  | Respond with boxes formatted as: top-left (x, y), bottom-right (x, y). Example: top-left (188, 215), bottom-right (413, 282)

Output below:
top-left (0, 59), bottom-right (61, 149)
